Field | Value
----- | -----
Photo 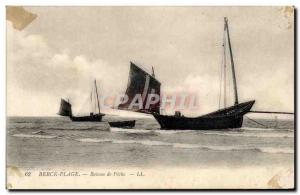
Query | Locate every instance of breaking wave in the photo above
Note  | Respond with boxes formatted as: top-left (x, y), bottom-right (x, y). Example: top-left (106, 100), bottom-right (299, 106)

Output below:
top-left (241, 127), bottom-right (294, 132)
top-left (258, 147), bottom-right (294, 154)
top-left (110, 128), bottom-right (154, 134)
top-left (45, 126), bottom-right (110, 131)
top-left (9, 122), bottom-right (110, 131)
top-left (75, 138), bottom-right (293, 154)
top-left (12, 133), bottom-right (57, 139)
top-left (111, 128), bottom-right (196, 135)
top-left (76, 138), bottom-right (111, 143)
top-left (201, 132), bottom-right (293, 138)
top-left (111, 127), bottom-right (293, 138)
top-left (154, 130), bottom-right (196, 134)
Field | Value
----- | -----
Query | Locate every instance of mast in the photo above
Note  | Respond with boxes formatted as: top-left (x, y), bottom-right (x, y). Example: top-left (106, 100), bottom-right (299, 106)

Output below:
top-left (224, 17), bottom-right (239, 105)
top-left (94, 79), bottom-right (101, 114)
top-left (152, 66), bottom-right (155, 78)
top-left (223, 22), bottom-right (227, 108)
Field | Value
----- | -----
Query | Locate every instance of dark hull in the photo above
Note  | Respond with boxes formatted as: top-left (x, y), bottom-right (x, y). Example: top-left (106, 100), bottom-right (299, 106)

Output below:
top-left (70, 115), bottom-right (136, 129)
top-left (152, 100), bottom-right (255, 130)
top-left (70, 114), bottom-right (104, 122)
top-left (108, 120), bottom-right (136, 128)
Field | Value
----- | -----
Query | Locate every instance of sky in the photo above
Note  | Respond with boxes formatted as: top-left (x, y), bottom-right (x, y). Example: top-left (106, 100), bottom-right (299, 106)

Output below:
top-left (6, 6), bottom-right (294, 117)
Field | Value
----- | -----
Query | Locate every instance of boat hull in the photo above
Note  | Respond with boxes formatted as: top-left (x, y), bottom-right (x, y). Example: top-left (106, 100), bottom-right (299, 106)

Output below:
top-left (152, 100), bottom-right (255, 130)
top-left (70, 114), bottom-right (104, 122)
top-left (70, 115), bottom-right (136, 129)
top-left (108, 120), bottom-right (136, 128)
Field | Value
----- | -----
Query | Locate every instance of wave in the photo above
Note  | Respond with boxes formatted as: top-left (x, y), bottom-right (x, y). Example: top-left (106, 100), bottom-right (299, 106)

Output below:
top-left (76, 138), bottom-right (172, 146)
top-left (75, 138), bottom-right (293, 154)
top-left (12, 133), bottom-right (57, 139)
top-left (45, 126), bottom-right (110, 131)
top-left (76, 138), bottom-right (111, 143)
top-left (154, 130), bottom-right (196, 134)
top-left (241, 127), bottom-right (294, 132)
top-left (110, 128), bottom-right (154, 134)
top-left (116, 127), bottom-right (293, 138)
top-left (9, 122), bottom-right (110, 131)
top-left (9, 126), bottom-right (110, 131)
top-left (201, 132), bottom-right (293, 138)
top-left (258, 147), bottom-right (294, 154)
top-left (111, 128), bottom-right (196, 135)
top-left (116, 127), bottom-right (294, 137)
top-left (113, 140), bottom-right (172, 146)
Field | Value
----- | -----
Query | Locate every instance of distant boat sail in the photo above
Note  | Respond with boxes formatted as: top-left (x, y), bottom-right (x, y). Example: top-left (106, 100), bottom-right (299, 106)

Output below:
top-left (58, 80), bottom-right (105, 122)
top-left (58, 99), bottom-right (72, 117)
top-left (58, 80), bottom-right (135, 128)
top-left (118, 62), bottom-right (161, 114)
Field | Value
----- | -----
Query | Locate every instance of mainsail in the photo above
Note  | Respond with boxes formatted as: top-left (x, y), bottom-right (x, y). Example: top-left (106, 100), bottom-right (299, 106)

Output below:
top-left (118, 62), bottom-right (161, 113)
top-left (58, 99), bottom-right (72, 116)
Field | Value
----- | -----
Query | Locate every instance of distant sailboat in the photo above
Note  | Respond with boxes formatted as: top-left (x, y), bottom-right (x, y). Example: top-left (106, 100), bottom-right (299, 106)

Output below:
top-left (58, 80), bottom-right (105, 122)
top-left (58, 79), bottom-right (135, 128)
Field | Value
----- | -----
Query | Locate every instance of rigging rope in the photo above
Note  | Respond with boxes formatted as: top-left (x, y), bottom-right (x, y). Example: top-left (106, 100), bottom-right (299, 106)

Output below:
top-left (245, 116), bottom-right (268, 128)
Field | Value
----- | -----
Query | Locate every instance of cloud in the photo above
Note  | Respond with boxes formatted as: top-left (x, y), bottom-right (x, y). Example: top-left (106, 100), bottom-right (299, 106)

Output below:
top-left (7, 23), bottom-right (127, 116)
top-left (162, 73), bottom-right (221, 116)
top-left (6, 7), bottom-right (294, 117)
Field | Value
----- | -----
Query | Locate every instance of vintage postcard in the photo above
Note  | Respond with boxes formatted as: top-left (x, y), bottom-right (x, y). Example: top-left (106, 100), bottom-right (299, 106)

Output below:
top-left (6, 6), bottom-right (295, 189)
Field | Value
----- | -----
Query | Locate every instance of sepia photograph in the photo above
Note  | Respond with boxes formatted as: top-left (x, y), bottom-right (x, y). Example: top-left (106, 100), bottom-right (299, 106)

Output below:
top-left (6, 6), bottom-right (294, 189)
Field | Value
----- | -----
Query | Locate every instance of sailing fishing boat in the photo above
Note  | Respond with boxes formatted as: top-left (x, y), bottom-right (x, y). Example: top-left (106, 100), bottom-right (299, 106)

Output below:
top-left (58, 80), bottom-right (105, 122)
top-left (58, 80), bottom-right (136, 128)
top-left (152, 17), bottom-right (255, 130)
top-left (119, 17), bottom-right (255, 130)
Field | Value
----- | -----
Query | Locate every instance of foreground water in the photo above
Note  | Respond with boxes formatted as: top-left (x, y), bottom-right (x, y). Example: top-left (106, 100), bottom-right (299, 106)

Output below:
top-left (7, 116), bottom-right (294, 169)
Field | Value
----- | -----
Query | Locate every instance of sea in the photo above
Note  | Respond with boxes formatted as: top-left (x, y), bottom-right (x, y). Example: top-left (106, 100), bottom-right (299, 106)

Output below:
top-left (7, 116), bottom-right (294, 169)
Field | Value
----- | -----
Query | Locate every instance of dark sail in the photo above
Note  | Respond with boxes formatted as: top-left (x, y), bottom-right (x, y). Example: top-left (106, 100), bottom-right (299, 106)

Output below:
top-left (118, 62), bottom-right (161, 113)
top-left (58, 99), bottom-right (72, 116)
top-left (57, 82), bottom-right (135, 128)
